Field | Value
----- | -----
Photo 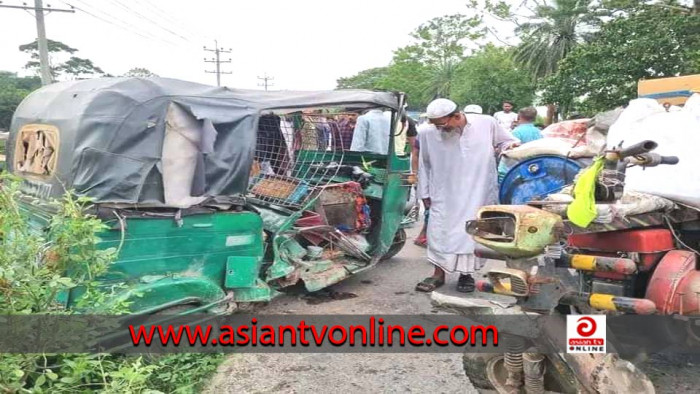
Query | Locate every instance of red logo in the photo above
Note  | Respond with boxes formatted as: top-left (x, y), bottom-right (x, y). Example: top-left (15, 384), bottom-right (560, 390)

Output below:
top-left (576, 316), bottom-right (597, 337)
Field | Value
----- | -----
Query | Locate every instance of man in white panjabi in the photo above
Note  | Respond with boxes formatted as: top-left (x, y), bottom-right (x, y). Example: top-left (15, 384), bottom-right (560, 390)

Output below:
top-left (415, 98), bottom-right (519, 293)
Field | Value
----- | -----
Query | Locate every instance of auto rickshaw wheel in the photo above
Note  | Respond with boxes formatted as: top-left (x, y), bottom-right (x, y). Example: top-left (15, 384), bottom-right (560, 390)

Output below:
top-left (381, 228), bottom-right (406, 261)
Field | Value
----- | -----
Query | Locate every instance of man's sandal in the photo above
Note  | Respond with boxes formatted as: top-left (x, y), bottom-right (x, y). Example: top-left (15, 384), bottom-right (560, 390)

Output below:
top-left (415, 277), bottom-right (445, 292)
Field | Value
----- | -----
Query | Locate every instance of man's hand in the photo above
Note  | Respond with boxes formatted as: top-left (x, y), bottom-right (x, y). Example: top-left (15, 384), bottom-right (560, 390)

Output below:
top-left (422, 198), bottom-right (431, 210)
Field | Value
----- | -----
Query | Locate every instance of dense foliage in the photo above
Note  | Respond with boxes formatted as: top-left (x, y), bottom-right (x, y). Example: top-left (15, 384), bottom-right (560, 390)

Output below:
top-left (543, 5), bottom-right (700, 114)
top-left (336, 14), bottom-right (535, 112)
top-left (0, 72), bottom-right (41, 130)
top-left (0, 175), bottom-right (223, 393)
top-left (338, 1), bottom-right (700, 117)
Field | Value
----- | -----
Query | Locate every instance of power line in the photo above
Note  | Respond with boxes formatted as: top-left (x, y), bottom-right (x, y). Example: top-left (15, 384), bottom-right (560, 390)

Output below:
top-left (130, 0), bottom-right (209, 43)
top-left (204, 40), bottom-right (231, 87)
top-left (0, 0), bottom-right (75, 85)
top-left (105, 0), bottom-right (191, 43)
top-left (257, 74), bottom-right (274, 91)
top-left (64, 0), bottom-right (181, 47)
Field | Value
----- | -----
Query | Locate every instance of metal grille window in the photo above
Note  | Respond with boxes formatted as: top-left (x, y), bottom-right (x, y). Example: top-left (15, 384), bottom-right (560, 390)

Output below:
top-left (248, 110), bottom-right (365, 208)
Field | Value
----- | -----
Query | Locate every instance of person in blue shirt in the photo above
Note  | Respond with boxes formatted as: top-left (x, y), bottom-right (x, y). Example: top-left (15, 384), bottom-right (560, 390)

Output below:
top-left (512, 107), bottom-right (543, 143)
top-left (498, 107), bottom-right (543, 184)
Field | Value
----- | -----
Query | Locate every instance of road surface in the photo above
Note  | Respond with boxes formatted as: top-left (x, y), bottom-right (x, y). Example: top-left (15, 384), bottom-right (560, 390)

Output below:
top-left (206, 225), bottom-right (698, 393)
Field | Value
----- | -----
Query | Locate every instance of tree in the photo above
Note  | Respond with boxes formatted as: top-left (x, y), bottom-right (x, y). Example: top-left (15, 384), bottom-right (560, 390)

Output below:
top-left (122, 68), bottom-right (158, 78)
top-left (336, 14), bottom-right (486, 109)
top-left (58, 57), bottom-right (104, 79)
top-left (0, 72), bottom-right (42, 130)
top-left (514, 0), bottom-right (597, 80)
top-left (452, 45), bottom-right (536, 114)
top-left (336, 67), bottom-right (389, 89)
top-left (19, 39), bottom-right (105, 80)
top-left (466, 0), bottom-right (599, 123)
top-left (398, 14), bottom-right (486, 99)
top-left (542, 6), bottom-right (700, 115)
top-left (380, 57), bottom-right (433, 109)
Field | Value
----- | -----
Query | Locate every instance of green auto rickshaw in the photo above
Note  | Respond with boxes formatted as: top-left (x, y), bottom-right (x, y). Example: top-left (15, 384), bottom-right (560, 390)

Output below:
top-left (6, 77), bottom-right (415, 313)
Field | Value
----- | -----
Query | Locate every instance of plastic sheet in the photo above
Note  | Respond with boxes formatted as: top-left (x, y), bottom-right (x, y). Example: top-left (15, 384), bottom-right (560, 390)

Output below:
top-left (607, 95), bottom-right (700, 208)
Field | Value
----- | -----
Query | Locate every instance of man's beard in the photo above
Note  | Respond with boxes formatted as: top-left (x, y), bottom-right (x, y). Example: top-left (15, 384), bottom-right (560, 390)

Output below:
top-left (441, 126), bottom-right (460, 135)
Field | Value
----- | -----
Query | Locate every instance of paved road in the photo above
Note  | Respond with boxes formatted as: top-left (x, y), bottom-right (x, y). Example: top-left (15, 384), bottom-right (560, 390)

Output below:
top-left (206, 224), bottom-right (699, 393)
top-left (207, 225), bottom-right (479, 393)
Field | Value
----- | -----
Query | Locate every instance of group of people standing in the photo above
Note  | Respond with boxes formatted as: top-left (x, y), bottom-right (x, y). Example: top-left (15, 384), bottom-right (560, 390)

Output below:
top-left (412, 99), bottom-right (543, 293)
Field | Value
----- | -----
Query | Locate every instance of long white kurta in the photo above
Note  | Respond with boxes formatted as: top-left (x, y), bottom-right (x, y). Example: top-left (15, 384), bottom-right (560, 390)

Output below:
top-left (417, 115), bottom-right (518, 274)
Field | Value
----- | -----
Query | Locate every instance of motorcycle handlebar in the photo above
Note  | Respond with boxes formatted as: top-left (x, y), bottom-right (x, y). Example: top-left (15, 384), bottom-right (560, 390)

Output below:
top-left (660, 155), bottom-right (679, 165)
top-left (618, 140), bottom-right (658, 159)
top-left (627, 153), bottom-right (680, 167)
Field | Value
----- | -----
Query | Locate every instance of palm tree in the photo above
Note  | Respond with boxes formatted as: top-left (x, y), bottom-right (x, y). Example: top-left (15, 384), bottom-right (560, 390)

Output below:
top-left (426, 59), bottom-right (461, 99)
top-left (514, 0), bottom-right (594, 79)
top-left (514, 0), bottom-right (595, 121)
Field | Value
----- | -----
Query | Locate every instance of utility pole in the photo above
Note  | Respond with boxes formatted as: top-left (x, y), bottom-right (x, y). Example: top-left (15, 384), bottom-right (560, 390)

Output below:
top-left (204, 40), bottom-right (231, 86)
top-left (257, 73), bottom-right (274, 91)
top-left (0, 1), bottom-right (75, 85)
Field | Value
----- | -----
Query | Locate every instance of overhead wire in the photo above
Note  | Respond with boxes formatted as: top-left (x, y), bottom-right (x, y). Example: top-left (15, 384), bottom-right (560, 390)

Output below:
top-left (130, 0), bottom-right (211, 43)
top-left (63, 0), bottom-right (181, 47)
top-left (105, 0), bottom-right (192, 43)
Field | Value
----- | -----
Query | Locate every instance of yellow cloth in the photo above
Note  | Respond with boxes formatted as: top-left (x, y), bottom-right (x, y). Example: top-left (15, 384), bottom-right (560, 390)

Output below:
top-left (567, 157), bottom-right (604, 227)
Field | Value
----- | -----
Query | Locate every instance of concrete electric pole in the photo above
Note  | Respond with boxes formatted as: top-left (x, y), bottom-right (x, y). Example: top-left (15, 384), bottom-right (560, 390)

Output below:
top-left (257, 73), bottom-right (274, 91)
top-left (0, 0), bottom-right (75, 85)
top-left (204, 40), bottom-right (231, 86)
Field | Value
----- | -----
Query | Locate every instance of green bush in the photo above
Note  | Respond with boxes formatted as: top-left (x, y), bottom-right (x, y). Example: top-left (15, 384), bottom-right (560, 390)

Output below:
top-left (0, 174), bottom-right (224, 393)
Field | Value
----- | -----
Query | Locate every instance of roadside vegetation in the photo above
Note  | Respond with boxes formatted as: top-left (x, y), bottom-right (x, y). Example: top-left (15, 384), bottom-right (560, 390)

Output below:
top-left (0, 175), bottom-right (223, 393)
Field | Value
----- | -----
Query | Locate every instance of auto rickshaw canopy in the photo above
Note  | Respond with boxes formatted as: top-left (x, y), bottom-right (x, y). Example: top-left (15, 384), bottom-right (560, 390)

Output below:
top-left (8, 77), bottom-right (402, 207)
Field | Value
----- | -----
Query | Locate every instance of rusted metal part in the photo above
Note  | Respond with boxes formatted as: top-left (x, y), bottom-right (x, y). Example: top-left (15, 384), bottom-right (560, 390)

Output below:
top-left (523, 353), bottom-right (546, 394)
top-left (504, 335), bottom-right (527, 393)
top-left (563, 254), bottom-right (637, 275)
top-left (560, 292), bottom-right (657, 314)
top-left (474, 244), bottom-right (511, 260)
top-left (646, 250), bottom-right (700, 315)
top-left (467, 205), bottom-right (565, 258)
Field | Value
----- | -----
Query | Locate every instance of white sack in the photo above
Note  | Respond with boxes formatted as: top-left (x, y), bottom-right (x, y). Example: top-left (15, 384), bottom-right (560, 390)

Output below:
top-left (606, 94), bottom-right (700, 208)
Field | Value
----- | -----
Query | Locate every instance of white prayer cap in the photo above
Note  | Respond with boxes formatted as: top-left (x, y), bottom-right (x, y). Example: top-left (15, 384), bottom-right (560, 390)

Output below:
top-left (464, 104), bottom-right (483, 114)
top-left (426, 98), bottom-right (457, 119)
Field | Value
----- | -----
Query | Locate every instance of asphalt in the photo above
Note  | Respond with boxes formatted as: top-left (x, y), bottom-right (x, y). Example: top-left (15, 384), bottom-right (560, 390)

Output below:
top-left (206, 224), bottom-right (480, 393)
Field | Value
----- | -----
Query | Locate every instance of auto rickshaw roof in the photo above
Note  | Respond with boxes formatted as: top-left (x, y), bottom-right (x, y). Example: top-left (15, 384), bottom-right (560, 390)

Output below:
top-left (8, 77), bottom-right (402, 206)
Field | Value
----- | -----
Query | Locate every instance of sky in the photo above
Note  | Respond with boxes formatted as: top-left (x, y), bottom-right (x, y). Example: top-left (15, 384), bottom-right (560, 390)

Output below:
top-left (0, 0), bottom-right (485, 90)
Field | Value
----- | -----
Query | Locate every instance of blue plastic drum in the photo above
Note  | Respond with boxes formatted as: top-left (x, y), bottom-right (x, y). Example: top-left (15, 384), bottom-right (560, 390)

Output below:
top-left (499, 155), bottom-right (586, 205)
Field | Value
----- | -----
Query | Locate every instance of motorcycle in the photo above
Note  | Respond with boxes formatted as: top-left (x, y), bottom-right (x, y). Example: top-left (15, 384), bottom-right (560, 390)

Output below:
top-left (432, 140), bottom-right (699, 393)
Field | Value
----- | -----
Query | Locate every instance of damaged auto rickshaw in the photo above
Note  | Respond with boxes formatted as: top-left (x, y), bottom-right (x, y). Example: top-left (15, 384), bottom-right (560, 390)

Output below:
top-left (7, 77), bottom-right (415, 313)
